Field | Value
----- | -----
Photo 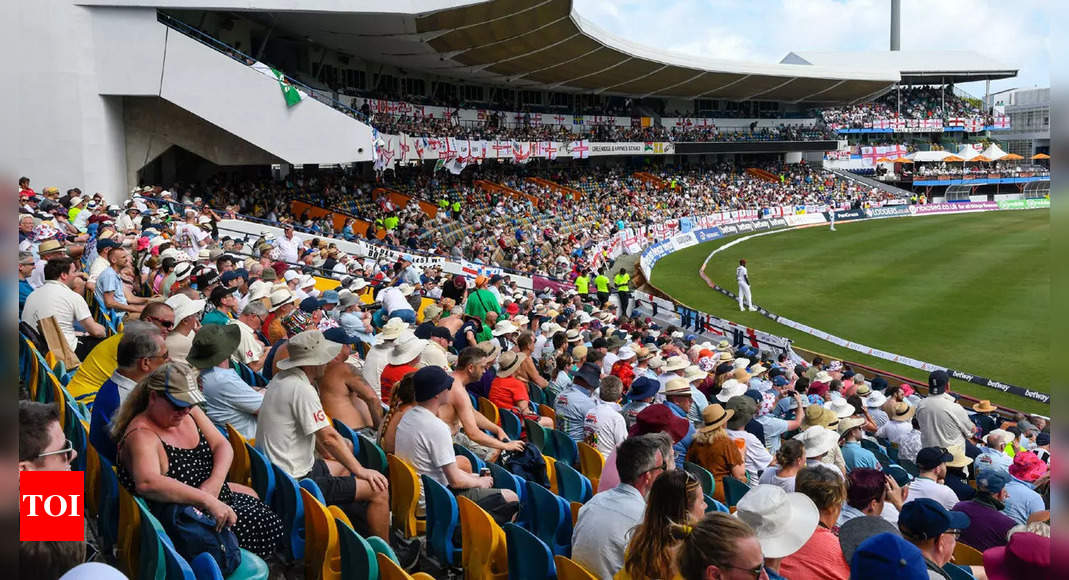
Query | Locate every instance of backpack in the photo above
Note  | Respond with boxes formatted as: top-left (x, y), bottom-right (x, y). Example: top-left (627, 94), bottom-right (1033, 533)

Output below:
top-left (501, 443), bottom-right (547, 487)
top-left (156, 503), bottom-right (242, 575)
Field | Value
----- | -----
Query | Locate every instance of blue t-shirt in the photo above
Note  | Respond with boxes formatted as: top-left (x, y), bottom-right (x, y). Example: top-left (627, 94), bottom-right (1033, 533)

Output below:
top-left (19, 279), bottom-right (33, 316)
top-left (95, 267), bottom-right (127, 307)
top-left (841, 441), bottom-right (880, 472)
top-left (88, 379), bottom-right (121, 464)
top-left (554, 384), bottom-right (596, 442)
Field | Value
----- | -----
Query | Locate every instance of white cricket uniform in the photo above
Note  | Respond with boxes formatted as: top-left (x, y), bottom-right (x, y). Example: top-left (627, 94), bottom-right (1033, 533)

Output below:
top-left (737, 264), bottom-right (753, 310)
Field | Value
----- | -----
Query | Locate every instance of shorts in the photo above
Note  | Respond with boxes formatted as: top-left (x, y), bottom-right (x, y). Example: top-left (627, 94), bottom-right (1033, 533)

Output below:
top-left (303, 459), bottom-right (371, 534)
top-left (454, 488), bottom-right (519, 525)
top-left (453, 430), bottom-right (497, 462)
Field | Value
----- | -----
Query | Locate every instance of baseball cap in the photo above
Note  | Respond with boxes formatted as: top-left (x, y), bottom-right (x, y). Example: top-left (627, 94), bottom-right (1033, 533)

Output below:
top-left (898, 498), bottom-right (971, 541)
top-left (96, 238), bottom-right (121, 251)
top-left (915, 447), bottom-right (954, 471)
top-left (928, 370), bottom-right (949, 394)
top-left (220, 270), bottom-right (242, 285)
top-left (321, 290), bottom-right (340, 305)
top-left (413, 366), bottom-right (453, 402)
top-left (850, 532), bottom-right (928, 580)
top-left (209, 285), bottom-right (237, 306)
top-left (147, 362), bottom-right (208, 408)
top-left (430, 326), bottom-right (452, 341)
top-left (975, 469), bottom-right (1011, 494)
top-left (299, 296), bottom-right (325, 313)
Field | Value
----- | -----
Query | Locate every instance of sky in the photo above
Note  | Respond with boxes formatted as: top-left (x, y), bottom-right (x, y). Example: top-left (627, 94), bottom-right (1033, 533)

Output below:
top-left (573, 0), bottom-right (1049, 99)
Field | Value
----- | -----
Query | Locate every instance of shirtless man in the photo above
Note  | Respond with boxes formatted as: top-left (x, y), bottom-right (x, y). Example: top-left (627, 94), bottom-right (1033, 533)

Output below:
top-left (438, 301), bottom-right (464, 336)
top-left (440, 346), bottom-right (525, 462)
top-left (320, 328), bottom-right (383, 435)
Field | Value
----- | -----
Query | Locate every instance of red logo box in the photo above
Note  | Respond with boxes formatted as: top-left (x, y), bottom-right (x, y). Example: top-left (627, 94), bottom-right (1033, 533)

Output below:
top-left (20, 471), bottom-right (85, 541)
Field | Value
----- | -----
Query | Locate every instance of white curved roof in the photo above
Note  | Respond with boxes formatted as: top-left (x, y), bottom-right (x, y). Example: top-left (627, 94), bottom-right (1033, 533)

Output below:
top-left (93, 0), bottom-right (902, 103)
top-left (781, 50), bottom-right (1017, 85)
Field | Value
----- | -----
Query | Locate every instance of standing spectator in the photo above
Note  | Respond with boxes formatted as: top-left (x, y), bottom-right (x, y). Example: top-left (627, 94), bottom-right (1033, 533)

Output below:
top-left (22, 256), bottom-right (106, 357)
top-left (463, 276), bottom-right (501, 322)
top-left (274, 223), bottom-right (301, 264)
top-left (255, 330), bottom-right (391, 541)
top-left (915, 370), bottom-right (975, 450)
top-left (780, 466), bottom-right (851, 580)
top-left (952, 469), bottom-right (1016, 551)
top-left (582, 375), bottom-right (628, 456)
top-left (898, 499), bottom-right (972, 579)
top-left (395, 366), bottom-right (519, 523)
top-left (571, 433), bottom-right (672, 580)
top-left (375, 284), bottom-right (417, 326)
top-left (188, 324), bottom-right (263, 439)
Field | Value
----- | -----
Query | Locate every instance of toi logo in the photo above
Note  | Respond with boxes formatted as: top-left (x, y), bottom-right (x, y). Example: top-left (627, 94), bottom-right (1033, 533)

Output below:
top-left (20, 471), bottom-right (85, 541)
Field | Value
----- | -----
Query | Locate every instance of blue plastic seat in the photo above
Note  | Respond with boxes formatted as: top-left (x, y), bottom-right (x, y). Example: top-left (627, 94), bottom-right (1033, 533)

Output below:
top-left (65, 409), bottom-right (88, 472)
top-left (355, 433), bottom-right (388, 474)
top-left (524, 418), bottom-right (547, 451)
top-left (270, 464), bottom-right (306, 562)
top-left (525, 480), bottom-right (572, 557)
top-left (548, 429), bottom-right (578, 467)
top-left (97, 453), bottom-right (120, 556)
top-left (246, 443), bottom-right (275, 505)
top-left (299, 478), bottom-right (327, 504)
top-left (453, 442), bottom-right (486, 472)
top-left (504, 522), bottom-right (557, 580)
top-left (421, 474), bottom-right (461, 566)
top-left (554, 462), bottom-right (592, 504)
top-left (336, 518), bottom-right (379, 579)
top-left (499, 409), bottom-right (523, 441)
top-left (333, 418), bottom-right (358, 448)
top-left (705, 494), bottom-right (730, 513)
top-left (723, 476), bottom-right (751, 508)
top-left (365, 534), bottom-right (398, 564)
top-left (943, 563), bottom-right (975, 580)
top-left (684, 461), bottom-right (716, 497)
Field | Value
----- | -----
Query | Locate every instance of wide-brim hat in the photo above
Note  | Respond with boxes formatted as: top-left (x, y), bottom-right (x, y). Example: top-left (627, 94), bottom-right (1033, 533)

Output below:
top-left (492, 320), bottom-right (519, 336)
top-left (699, 404), bottom-right (734, 432)
top-left (572, 363), bottom-right (601, 390)
top-left (733, 358), bottom-right (751, 370)
top-left (277, 329), bottom-right (342, 370)
top-left (972, 400), bottom-right (998, 413)
top-left (379, 317), bottom-right (407, 341)
top-left (795, 426), bottom-right (839, 458)
top-left (716, 379), bottom-right (747, 402)
top-left (350, 278), bottom-right (369, 292)
top-left (890, 401), bottom-right (916, 423)
top-left (174, 299), bottom-right (206, 324)
top-left (617, 347), bottom-right (637, 361)
top-left (496, 351), bottom-right (525, 377)
top-left (838, 516), bottom-right (901, 564)
top-left (187, 324), bottom-right (241, 369)
top-left (663, 355), bottom-right (689, 372)
top-left (565, 329), bottom-right (582, 342)
top-left (837, 416), bottom-right (866, 437)
top-left (269, 289), bottom-right (295, 312)
top-left (664, 377), bottom-right (692, 397)
top-left (813, 371), bottom-right (833, 383)
top-left (864, 391), bottom-right (887, 408)
top-left (606, 336), bottom-right (626, 350)
top-left (174, 261), bottom-right (195, 281)
top-left (736, 485), bottom-right (820, 559)
top-left (388, 336), bottom-right (427, 365)
top-left (982, 531), bottom-right (1051, 580)
top-left (628, 377), bottom-right (660, 401)
top-left (398, 283), bottom-right (415, 296)
top-left (825, 398), bottom-right (856, 418)
top-left (629, 403), bottom-right (690, 442)
top-left (476, 340), bottom-right (502, 360)
top-left (683, 365), bottom-right (708, 383)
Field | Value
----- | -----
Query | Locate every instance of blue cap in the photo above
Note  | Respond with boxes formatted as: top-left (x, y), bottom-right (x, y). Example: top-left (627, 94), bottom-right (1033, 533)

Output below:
top-left (220, 270), bottom-right (242, 284)
top-left (321, 290), bottom-right (340, 304)
top-left (898, 498), bottom-right (971, 541)
top-left (975, 468), bottom-right (1011, 494)
top-left (322, 326), bottom-right (356, 345)
top-left (773, 375), bottom-right (789, 387)
top-left (628, 377), bottom-right (660, 401)
top-left (413, 366), bottom-right (453, 402)
top-left (850, 532), bottom-right (928, 580)
top-left (299, 297), bottom-right (325, 313)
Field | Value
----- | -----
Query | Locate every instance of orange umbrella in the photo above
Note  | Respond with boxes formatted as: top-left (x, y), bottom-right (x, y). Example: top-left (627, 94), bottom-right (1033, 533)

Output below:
top-left (967, 155), bottom-right (991, 162)
top-left (943, 155), bottom-right (965, 162)
top-left (1032, 153), bottom-right (1050, 160)
top-left (875, 157), bottom-right (893, 163)
top-left (892, 156), bottom-right (913, 164)
top-left (1000, 153), bottom-right (1024, 161)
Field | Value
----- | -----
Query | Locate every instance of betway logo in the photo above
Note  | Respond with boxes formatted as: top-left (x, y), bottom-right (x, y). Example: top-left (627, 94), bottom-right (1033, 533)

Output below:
top-left (985, 380), bottom-right (1011, 392)
top-left (1025, 390), bottom-right (1050, 403)
top-left (951, 370), bottom-right (975, 382)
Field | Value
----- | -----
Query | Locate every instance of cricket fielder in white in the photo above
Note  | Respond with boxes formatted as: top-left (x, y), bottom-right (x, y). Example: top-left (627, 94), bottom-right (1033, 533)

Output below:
top-left (829, 209), bottom-right (836, 231)
top-left (737, 259), bottom-right (755, 311)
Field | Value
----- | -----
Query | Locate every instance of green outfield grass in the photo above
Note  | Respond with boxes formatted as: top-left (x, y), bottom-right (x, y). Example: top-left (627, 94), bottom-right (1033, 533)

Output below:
top-left (650, 210), bottom-right (1049, 415)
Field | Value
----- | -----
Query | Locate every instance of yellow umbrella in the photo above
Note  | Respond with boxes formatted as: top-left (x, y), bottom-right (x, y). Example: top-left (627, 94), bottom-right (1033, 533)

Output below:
top-left (1032, 153), bottom-right (1050, 160)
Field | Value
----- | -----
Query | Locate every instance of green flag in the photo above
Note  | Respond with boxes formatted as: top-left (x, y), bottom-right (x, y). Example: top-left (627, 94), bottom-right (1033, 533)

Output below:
top-left (433, 159), bottom-right (446, 173)
top-left (270, 68), bottom-right (302, 107)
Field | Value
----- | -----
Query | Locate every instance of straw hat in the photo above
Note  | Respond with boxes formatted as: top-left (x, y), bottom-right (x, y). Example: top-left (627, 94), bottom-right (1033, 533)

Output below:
top-left (565, 329), bottom-right (582, 342)
top-left (664, 377), bottom-right (692, 397)
top-left (379, 317), bottom-right (407, 341)
top-left (277, 330), bottom-right (343, 370)
top-left (683, 365), bottom-right (708, 383)
top-left (699, 404), bottom-right (734, 433)
top-left (388, 336), bottom-right (427, 366)
top-left (716, 379), bottom-right (747, 402)
top-left (663, 355), bottom-right (689, 372)
top-left (837, 416), bottom-right (866, 437)
top-left (972, 400), bottom-right (998, 413)
top-left (889, 401), bottom-right (916, 423)
top-left (268, 289), bottom-right (295, 312)
top-left (496, 351), bottom-right (525, 378)
top-left (476, 340), bottom-right (502, 361)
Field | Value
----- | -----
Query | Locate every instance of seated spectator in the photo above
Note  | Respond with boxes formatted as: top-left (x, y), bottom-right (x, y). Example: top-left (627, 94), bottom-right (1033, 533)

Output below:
top-left (780, 466), bottom-right (851, 580)
top-left (876, 401), bottom-right (922, 464)
top-left (838, 515), bottom-right (902, 565)
top-left (849, 532), bottom-right (930, 580)
top-left (598, 404), bottom-right (688, 493)
top-left (982, 531), bottom-right (1052, 579)
top-left (1002, 451), bottom-right (1047, 525)
top-left (419, 326), bottom-right (453, 369)
top-left (554, 361), bottom-right (600, 441)
top-left (952, 469), bottom-right (1016, 551)
top-left (673, 512), bottom-right (765, 580)
top-left (759, 439), bottom-right (806, 492)
top-left (686, 403), bottom-right (744, 502)
top-left (837, 468), bottom-right (905, 527)
top-left (395, 366), bottom-right (518, 523)
top-left (378, 374), bottom-right (416, 455)
top-left (663, 378), bottom-right (697, 470)
top-left (969, 400), bottom-right (999, 436)
top-left (88, 321), bottom-right (168, 463)
top-left (255, 330), bottom-right (391, 541)
top-left (907, 447), bottom-right (961, 510)
top-left (361, 317), bottom-right (405, 399)
top-left (165, 294), bottom-right (206, 363)
top-left (839, 416), bottom-right (880, 472)
top-left (898, 498), bottom-right (972, 579)
top-left (755, 392), bottom-right (805, 454)
top-left (619, 470), bottom-right (707, 580)
top-left (621, 376), bottom-right (659, 429)
top-left (943, 446), bottom-right (976, 502)
top-left (725, 394), bottom-right (770, 483)
top-left (111, 361), bottom-right (284, 559)
top-left (229, 302), bottom-right (269, 372)
top-left (201, 285), bottom-right (239, 325)
top-left (736, 484), bottom-right (820, 580)
top-left (380, 334), bottom-right (424, 404)
top-left (572, 432), bottom-right (672, 580)
top-left (21, 256), bottom-right (106, 358)
top-left (974, 429), bottom-right (1015, 474)
top-left (581, 374), bottom-right (627, 455)
top-left (320, 327), bottom-right (382, 434)
top-left (441, 346), bottom-right (524, 462)
top-left (488, 351), bottom-right (550, 426)
top-left (187, 324), bottom-right (262, 439)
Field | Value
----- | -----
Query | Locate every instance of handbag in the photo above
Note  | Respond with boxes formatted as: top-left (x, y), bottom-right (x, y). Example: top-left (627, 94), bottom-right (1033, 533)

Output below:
top-left (156, 503), bottom-right (241, 575)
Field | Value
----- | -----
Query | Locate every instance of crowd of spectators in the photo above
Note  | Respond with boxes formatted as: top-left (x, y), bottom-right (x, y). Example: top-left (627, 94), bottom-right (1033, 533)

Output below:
top-left (819, 86), bottom-right (989, 129)
top-left (18, 166), bottom-right (1053, 579)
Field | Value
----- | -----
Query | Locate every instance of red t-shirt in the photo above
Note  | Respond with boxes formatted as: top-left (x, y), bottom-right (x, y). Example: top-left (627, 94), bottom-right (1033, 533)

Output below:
top-left (489, 376), bottom-right (529, 414)
top-left (779, 526), bottom-right (849, 580)
top-left (380, 364), bottom-right (419, 404)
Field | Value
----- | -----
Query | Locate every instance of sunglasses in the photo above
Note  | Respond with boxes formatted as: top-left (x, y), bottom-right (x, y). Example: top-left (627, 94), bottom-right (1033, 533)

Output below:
top-left (38, 438), bottom-right (75, 462)
top-left (639, 460), bottom-right (668, 477)
top-left (724, 563), bottom-right (766, 579)
top-left (146, 316), bottom-right (174, 329)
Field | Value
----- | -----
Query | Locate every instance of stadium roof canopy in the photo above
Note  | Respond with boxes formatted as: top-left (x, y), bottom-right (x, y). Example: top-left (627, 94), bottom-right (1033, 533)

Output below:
top-left (780, 50), bottom-right (1018, 85)
top-left (220, 0), bottom-right (901, 104)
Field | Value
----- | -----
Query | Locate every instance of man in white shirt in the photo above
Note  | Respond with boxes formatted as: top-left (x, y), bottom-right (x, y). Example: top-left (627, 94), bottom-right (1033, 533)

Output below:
top-left (724, 395), bottom-right (772, 485)
top-left (395, 366), bottom-right (518, 521)
top-left (229, 302), bottom-right (269, 372)
top-left (736, 258), bottom-right (755, 311)
top-left (583, 376), bottom-right (628, 456)
top-left (86, 238), bottom-right (120, 291)
top-left (174, 211), bottom-right (210, 260)
top-left (376, 283), bottom-right (417, 326)
top-left (904, 447), bottom-right (960, 510)
top-left (115, 205), bottom-right (139, 234)
top-left (256, 330), bottom-right (390, 539)
top-left (274, 223), bottom-right (301, 264)
top-left (915, 371), bottom-right (976, 449)
top-left (361, 317), bottom-right (405, 399)
top-left (22, 257), bottom-right (106, 354)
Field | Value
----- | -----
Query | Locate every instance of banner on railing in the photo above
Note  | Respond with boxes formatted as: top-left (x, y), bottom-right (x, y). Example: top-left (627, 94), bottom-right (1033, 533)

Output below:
top-left (371, 135), bottom-right (676, 169)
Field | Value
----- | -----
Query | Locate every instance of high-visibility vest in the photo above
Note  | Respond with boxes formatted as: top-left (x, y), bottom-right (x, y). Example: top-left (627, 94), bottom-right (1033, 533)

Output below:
top-left (614, 273), bottom-right (630, 292)
top-left (594, 275), bottom-right (610, 293)
top-left (575, 275), bottom-right (589, 295)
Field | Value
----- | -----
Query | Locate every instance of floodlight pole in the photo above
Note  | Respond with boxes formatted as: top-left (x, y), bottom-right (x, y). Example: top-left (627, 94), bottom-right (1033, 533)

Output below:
top-left (890, 0), bottom-right (901, 51)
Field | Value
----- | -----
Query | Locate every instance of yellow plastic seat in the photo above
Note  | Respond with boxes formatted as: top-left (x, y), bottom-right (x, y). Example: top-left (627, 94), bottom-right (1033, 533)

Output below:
top-left (555, 554), bottom-right (599, 580)
top-left (457, 495), bottom-right (508, 580)
top-left (538, 404), bottom-right (556, 422)
top-left (117, 485), bottom-right (142, 578)
top-left (543, 455), bottom-right (559, 494)
top-left (387, 454), bottom-right (426, 538)
top-left (576, 442), bottom-right (604, 490)
top-left (328, 505), bottom-right (353, 528)
top-left (377, 552), bottom-right (416, 580)
top-left (477, 397), bottom-right (500, 424)
top-left (570, 501), bottom-right (582, 527)
top-left (953, 541), bottom-right (984, 566)
top-left (226, 423), bottom-right (252, 487)
top-left (301, 487), bottom-right (342, 580)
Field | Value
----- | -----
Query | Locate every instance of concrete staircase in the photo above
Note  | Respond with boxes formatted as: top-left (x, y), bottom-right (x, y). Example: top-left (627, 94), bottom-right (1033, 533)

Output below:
top-left (826, 167), bottom-right (913, 198)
